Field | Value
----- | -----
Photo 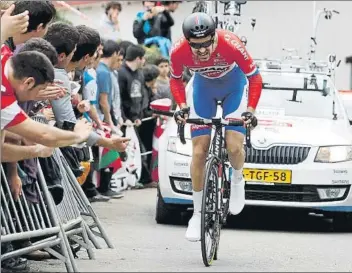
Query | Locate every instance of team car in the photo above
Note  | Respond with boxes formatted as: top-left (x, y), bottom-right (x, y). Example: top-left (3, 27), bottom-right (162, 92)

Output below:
top-left (154, 59), bottom-right (352, 231)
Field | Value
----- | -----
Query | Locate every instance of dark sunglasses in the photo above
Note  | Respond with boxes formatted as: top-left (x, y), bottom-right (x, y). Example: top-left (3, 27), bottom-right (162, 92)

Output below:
top-left (189, 38), bottom-right (214, 50)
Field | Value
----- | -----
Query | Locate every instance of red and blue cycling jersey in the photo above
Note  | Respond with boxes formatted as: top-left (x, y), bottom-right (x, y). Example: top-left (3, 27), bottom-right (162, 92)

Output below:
top-left (170, 29), bottom-right (262, 109)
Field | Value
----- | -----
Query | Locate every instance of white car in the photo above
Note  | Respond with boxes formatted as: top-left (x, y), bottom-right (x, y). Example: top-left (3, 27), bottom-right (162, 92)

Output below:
top-left (154, 62), bottom-right (352, 231)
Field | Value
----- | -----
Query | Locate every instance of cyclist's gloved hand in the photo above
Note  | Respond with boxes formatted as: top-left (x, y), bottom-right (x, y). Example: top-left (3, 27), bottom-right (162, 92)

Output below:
top-left (174, 107), bottom-right (190, 124)
top-left (241, 111), bottom-right (258, 128)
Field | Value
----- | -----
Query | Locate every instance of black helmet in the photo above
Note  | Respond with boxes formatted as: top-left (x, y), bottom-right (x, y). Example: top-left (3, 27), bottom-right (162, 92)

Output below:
top-left (182, 12), bottom-right (216, 40)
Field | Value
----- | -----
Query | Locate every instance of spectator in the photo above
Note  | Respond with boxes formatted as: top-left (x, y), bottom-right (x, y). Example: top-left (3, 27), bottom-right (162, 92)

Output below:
top-left (118, 40), bottom-right (134, 59)
top-left (132, 64), bottom-right (161, 189)
top-left (111, 49), bottom-right (125, 128)
top-left (1, 51), bottom-right (90, 151)
top-left (5, 37), bottom-right (63, 262)
top-left (3, 0), bottom-right (64, 102)
top-left (96, 39), bottom-right (122, 130)
top-left (83, 43), bottom-right (105, 129)
top-left (118, 44), bottom-right (146, 127)
top-left (44, 23), bottom-right (128, 199)
top-left (133, 1), bottom-right (180, 58)
top-left (7, 1), bottom-right (56, 52)
top-left (153, 57), bottom-right (173, 101)
top-left (82, 45), bottom-right (111, 202)
top-left (95, 39), bottom-right (126, 197)
top-left (159, 1), bottom-right (181, 42)
top-left (0, 50), bottom-right (92, 212)
top-left (18, 37), bottom-right (58, 66)
top-left (1, 2), bottom-right (90, 241)
top-left (100, 1), bottom-right (122, 41)
top-left (133, 1), bottom-right (160, 44)
top-left (143, 64), bottom-right (160, 104)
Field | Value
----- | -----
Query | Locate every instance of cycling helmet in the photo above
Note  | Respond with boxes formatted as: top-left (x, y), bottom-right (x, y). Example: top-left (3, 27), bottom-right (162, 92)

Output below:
top-left (182, 12), bottom-right (216, 40)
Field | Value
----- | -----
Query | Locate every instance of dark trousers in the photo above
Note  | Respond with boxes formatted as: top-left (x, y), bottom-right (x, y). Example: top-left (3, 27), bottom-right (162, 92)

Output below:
top-left (137, 118), bottom-right (156, 185)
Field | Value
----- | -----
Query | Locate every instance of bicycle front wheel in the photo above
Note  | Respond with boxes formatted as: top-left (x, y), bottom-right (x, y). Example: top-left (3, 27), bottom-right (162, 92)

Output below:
top-left (201, 156), bottom-right (221, 267)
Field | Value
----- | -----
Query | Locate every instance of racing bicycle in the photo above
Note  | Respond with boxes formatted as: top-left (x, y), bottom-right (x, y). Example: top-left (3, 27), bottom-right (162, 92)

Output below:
top-left (152, 100), bottom-right (252, 267)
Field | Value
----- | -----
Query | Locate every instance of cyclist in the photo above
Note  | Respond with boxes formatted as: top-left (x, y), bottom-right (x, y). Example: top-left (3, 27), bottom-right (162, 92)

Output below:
top-left (170, 12), bottom-right (263, 241)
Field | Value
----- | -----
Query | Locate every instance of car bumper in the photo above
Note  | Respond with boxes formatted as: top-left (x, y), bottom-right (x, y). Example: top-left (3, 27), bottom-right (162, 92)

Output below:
top-left (159, 151), bottom-right (352, 213)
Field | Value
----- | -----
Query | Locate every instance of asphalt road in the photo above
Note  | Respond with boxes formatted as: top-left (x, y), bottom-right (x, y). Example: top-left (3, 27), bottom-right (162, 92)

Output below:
top-left (30, 188), bottom-right (352, 272)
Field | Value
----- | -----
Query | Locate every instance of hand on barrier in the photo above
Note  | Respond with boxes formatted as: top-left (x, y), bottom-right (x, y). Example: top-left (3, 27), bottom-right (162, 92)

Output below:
top-left (9, 175), bottom-right (22, 201)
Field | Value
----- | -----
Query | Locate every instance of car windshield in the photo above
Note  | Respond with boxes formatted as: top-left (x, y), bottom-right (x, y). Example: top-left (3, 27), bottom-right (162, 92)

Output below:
top-left (256, 72), bottom-right (343, 120)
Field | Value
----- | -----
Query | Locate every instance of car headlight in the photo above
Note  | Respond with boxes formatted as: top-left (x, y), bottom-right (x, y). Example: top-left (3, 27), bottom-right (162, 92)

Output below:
top-left (315, 145), bottom-right (352, 163)
top-left (167, 137), bottom-right (192, 157)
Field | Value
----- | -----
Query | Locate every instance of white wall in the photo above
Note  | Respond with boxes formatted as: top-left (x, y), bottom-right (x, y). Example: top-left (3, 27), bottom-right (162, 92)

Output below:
top-left (60, 1), bottom-right (352, 89)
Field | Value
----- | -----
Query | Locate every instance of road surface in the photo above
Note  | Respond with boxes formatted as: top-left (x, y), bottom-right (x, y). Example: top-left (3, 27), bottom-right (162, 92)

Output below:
top-left (30, 188), bottom-right (352, 272)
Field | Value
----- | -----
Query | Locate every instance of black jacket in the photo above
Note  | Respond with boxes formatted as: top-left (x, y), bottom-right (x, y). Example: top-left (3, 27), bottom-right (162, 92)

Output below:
top-left (133, 10), bottom-right (174, 44)
top-left (118, 62), bottom-right (145, 122)
top-left (158, 10), bottom-right (175, 41)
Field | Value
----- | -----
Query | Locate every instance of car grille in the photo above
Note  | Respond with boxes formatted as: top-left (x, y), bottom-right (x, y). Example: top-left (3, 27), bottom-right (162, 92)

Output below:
top-left (244, 145), bottom-right (311, 165)
top-left (245, 184), bottom-right (350, 202)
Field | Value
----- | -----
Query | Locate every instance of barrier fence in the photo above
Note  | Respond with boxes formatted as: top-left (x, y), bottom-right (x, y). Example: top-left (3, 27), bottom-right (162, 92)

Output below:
top-left (1, 113), bottom-right (165, 272)
top-left (1, 114), bottom-right (114, 272)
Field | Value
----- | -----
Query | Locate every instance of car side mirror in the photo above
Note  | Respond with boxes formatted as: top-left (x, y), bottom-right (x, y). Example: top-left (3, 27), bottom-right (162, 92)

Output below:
top-left (150, 98), bottom-right (173, 112)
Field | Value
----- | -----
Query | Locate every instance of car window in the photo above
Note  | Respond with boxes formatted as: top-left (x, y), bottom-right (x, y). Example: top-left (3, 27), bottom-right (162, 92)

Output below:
top-left (256, 73), bottom-right (343, 120)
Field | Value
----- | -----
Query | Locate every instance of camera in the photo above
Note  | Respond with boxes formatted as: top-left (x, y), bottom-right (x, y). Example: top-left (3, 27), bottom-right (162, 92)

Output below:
top-left (62, 120), bottom-right (76, 131)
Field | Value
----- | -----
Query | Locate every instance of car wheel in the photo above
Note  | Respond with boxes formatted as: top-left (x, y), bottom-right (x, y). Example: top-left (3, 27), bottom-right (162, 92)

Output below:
top-left (155, 186), bottom-right (181, 224)
top-left (332, 213), bottom-right (352, 232)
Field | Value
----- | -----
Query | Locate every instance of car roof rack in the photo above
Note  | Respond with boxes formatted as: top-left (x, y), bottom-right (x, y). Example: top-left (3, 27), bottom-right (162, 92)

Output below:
top-left (255, 57), bottom-right (339, 77)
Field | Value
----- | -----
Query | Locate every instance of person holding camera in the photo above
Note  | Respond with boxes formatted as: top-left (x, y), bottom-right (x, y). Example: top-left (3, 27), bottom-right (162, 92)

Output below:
top-left (133, 1), bottom-right (180, 45)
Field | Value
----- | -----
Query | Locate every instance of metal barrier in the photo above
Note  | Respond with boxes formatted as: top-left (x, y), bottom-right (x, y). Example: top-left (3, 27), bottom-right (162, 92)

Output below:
top-left (1, 165), bottom-right (78, 272)
top-left (54, 149), bottom-right (114, 249)
top-left (1, 114), bottom-right (114, 272)
top-left (33, 113), bottom-right (114, 250)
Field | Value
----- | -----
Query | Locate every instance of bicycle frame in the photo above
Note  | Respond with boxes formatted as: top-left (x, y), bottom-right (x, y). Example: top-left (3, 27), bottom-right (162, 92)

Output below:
top-left (208, 119), bottom-right (231, 223)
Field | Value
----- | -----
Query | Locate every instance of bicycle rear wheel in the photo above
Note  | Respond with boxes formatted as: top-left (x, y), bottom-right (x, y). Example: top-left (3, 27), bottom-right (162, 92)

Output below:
top-left (201, 156), bottom-right (221, 267)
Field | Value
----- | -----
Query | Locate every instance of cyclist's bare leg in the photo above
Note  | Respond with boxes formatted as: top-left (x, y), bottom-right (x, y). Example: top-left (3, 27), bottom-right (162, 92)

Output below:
top-left (191, 135), bottom-right (211, 192)
top-left (186, 135), bottom-right (211, 241)
top-left (225, 130), bottom-right (245, 170)
top-left (225, 130), bottom-right (246, 215)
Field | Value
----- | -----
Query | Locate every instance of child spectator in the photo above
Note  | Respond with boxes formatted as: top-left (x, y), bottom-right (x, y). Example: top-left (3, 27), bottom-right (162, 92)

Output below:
top-left (154, 57), bottom-right (172, 101)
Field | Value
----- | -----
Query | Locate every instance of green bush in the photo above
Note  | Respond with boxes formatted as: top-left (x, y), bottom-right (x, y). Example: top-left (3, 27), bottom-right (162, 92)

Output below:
top-left (143, 45), bottom-right (162, 65)
top-left (52, 12), bottom-right (73, 25)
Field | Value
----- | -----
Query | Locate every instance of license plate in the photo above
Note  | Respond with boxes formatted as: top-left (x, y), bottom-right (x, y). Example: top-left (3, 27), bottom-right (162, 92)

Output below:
top-left (243, 168), bottom-right (292, 184)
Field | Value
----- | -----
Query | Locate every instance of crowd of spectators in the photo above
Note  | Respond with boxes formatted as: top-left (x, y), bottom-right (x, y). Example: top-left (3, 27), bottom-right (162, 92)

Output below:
top-left (0, 1), bottom-right (189, 271)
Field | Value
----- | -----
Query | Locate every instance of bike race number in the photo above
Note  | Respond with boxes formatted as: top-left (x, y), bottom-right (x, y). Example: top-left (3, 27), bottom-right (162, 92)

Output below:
top-left (243, 169), bottom-right (292, 184)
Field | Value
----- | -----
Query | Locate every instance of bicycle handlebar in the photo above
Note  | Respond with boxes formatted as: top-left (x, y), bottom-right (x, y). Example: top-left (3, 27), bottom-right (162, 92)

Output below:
top-left (152, 109), bottom-right (252, 148)
top-left (180, 118), bottom-right (252, 148)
